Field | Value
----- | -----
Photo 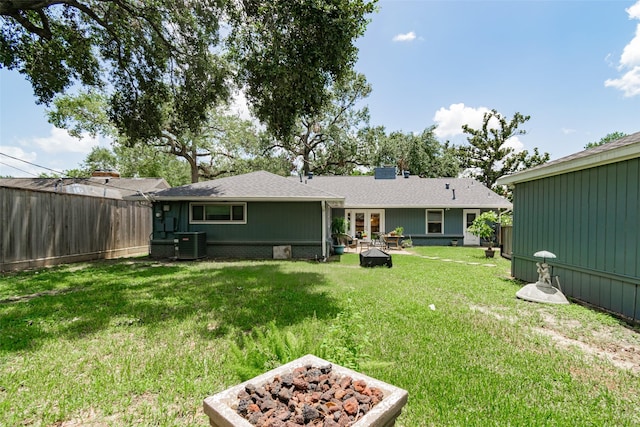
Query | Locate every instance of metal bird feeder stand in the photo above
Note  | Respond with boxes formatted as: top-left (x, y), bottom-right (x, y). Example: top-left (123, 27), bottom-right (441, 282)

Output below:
top-left (516, 250), bottom-right (569, 304)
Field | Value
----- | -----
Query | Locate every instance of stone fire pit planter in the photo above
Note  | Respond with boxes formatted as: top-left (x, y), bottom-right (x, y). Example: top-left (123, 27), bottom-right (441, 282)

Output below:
top-left (203, 354), bottom-right (408, 427)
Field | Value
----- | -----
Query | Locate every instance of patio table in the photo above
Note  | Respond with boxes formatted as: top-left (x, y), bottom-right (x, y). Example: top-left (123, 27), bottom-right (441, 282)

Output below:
top-left (385, 234), bottom-right (403, 249)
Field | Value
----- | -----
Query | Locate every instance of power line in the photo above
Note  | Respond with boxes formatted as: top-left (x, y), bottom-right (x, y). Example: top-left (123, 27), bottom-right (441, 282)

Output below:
top-left (0, 151), bottom-right (67, 176)
top-left (0, 152), bottom-right (161, 196)
top-left (0, 161), bottom-right (39, 177)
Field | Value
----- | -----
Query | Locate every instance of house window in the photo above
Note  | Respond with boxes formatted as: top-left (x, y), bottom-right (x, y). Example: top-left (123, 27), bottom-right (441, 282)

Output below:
top-left (427, 209), bottom-right (444, 234)
top-left (190, 203), bottom-right (246, 223)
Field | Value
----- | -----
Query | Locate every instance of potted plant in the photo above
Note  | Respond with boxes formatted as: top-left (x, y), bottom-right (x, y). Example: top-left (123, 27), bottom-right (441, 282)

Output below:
top-left (393, 226), bottom-right (404, 236)
top-left (466, 211), bottom-right (498, 258)
top-left (331, 216), bottom-right (350, 254)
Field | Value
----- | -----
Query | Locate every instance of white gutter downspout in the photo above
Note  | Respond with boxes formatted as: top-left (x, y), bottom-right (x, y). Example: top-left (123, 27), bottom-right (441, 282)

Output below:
top-left (321, 200), bottom-right (327, 259)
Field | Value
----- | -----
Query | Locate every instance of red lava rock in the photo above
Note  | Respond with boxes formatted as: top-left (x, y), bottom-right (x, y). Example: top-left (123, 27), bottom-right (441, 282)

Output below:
top-left (353, 379), bottom-right (367, 393)
top-left (337, 411), bottom-right (351, 426)
top-left (236, 365), bottom-right (384, 426)
top-left (292, 377), bottom-right (308, 390)
top-left (339, 376), bottom-right (352, 389)
top-left (343, 397), bottom-right (359, 415)
top-left (334, 388), bottom-right (347, 400)
top-left (326, 400), bottom-right (341, 413)
top-left (324, 419), bottom-right (340, 427)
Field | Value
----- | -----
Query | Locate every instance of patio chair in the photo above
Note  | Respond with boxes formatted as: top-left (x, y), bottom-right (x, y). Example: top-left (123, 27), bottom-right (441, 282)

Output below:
top-left (377, 233), bottom-right (389, 250)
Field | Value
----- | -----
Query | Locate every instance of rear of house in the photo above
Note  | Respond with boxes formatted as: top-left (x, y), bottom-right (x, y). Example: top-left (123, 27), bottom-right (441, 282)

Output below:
top-left (497, 132), bottom-right (640, 323)
top-left (296, 168), bottom-right (511, 247)
top-left (136, 171), bottom-right (344, 260)
top-left (138, 170), bottom-right (511, 261)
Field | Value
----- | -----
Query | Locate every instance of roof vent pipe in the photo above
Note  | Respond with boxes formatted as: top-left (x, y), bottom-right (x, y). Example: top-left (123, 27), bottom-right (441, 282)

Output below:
top-left (403, 170), bottom-right (410, 178)
top-left (308, 171), bottom-right (313, 179)
top-left (445, 183), bottom-right (450, 189)
top-left (452, 189), bottom-right (456, 200)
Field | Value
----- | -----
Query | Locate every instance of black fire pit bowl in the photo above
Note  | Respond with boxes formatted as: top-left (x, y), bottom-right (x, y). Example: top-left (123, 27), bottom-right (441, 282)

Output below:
top-left (360, 248), bottom-right (392, 268)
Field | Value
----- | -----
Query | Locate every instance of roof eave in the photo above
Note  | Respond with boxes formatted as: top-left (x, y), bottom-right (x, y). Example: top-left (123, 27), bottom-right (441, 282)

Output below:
top-left (344, 203), bottom-right (512, 209)
top-left (134, 196), bottom-right (344, 203)
top-left (496, 142), bottom-right (640, 186)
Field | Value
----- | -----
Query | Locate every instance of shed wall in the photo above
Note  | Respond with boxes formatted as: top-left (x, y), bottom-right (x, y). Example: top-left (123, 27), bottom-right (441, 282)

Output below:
top-left (511, 157), bottom-right (640, 322)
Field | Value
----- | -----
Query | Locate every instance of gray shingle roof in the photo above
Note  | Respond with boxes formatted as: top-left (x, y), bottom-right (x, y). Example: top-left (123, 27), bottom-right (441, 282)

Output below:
top-left (147, 171), bottom-right (344, 201)
top-left (292, 175), bottom-right (511, 209)
top-left (131, 171), bottom-right (510, 209)
top-left (497, 131), bottom-right (640, 185)
top-left (0, 177), bottom-right (170, 200)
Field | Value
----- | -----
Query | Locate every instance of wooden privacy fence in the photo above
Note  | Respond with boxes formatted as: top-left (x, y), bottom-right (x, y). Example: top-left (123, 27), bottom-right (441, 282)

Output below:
top-left (500, 225), bottom-right (513, 259)
top-left (1, 187), bottom-right (152, 271)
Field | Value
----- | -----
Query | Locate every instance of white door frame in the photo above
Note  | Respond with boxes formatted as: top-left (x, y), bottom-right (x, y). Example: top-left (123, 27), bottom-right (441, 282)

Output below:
top-left (463, 209), bottom-right (481, 246)
top-left (345, 209), bottom-right (384, 238)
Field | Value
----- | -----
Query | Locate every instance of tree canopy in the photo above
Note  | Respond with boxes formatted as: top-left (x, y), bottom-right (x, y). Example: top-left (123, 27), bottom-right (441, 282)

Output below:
top-left (584, 132), bottom-right (628, 150)
top-left (369, 126), bottom-right (459, 178)
top-left (261, 70), bottom-right (372, 176)
top-left (47, 90), bottom-right (290, 183)
top-left (458, 109), bottom-right (549, 192)
top-left (1, 0), bottom-right (377, 142)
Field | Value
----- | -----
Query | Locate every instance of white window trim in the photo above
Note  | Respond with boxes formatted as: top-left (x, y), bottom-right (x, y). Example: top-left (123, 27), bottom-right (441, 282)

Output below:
top-left (426, 209), bottom-right (444, 234)
top-left (189, 202), bottom-right (247, 224)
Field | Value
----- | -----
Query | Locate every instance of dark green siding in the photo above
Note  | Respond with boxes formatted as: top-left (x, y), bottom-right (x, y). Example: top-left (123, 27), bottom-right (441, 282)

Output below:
top-left (445, 209), bottom-right (464, 235)
top-left (150, 201), bottom-right (323, 259)
top-left (383, 208), bottom-right (464, 239)
top-left (384, 208), bottom-right (424, 235)
top-left (512, 157), bottom-right (640, 323)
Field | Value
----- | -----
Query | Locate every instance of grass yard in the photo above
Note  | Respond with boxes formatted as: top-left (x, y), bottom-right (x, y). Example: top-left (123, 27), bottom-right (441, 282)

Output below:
top-left (1, 247), bottom-right (639, 426)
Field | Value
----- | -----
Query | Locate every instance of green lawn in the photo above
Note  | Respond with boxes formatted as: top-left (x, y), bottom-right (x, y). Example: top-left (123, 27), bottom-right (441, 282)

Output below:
top-left (1, 248), bottom-right (639, 426)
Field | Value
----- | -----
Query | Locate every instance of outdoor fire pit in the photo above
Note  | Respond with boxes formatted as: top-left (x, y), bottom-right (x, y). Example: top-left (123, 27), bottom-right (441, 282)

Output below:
top-left (203, 354), bottom-right (408, 427)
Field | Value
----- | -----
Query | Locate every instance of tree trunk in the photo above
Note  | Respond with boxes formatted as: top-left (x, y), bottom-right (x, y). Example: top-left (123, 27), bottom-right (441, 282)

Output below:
top-left (189, 145), bottom-right (199, 183)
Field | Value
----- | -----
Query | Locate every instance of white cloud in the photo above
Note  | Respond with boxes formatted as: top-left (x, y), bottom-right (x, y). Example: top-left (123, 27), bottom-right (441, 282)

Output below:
top-left (433, 104), bottom-right (525, 157)
top-left (561, 128), bottom-right (577, 135)
top-left (392, 31), bottom-right (417, 42)
top-left (502, 136), bottom-right (524, 153)
top-left (0, 146), bottom-right (39, 176)
top-left (29, 126), bottom-right (103, 154)
top-left (605, 1), bottom-right (640, 96)
top-left (629, 1), bottom-right (640, 19)
top-left (619, 23), bottom-right (640, 68)
top-left (605, 65), bottom-right (640, 96)
top-left (432, 103), bottom-right (491, 138)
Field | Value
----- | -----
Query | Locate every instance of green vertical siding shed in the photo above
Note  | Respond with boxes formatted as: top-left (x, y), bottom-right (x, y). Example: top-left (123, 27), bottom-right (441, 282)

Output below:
top-left (498, 133), bottom-right (640, 323)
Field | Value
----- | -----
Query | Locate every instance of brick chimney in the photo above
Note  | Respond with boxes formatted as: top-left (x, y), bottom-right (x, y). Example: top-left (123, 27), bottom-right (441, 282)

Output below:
top-left (91, 170), bottom-right (120, 178)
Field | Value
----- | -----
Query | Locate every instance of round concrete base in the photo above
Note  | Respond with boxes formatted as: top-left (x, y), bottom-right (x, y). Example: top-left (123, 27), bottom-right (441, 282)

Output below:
top-left (516, 281), bottom-right (569, 305)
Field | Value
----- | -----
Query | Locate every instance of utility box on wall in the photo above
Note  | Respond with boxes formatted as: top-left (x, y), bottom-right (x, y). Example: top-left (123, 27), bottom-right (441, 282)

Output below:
top-left (273, 245), bottom-right (292, 259)
top-left (175, 232), bottom-right (207, 260)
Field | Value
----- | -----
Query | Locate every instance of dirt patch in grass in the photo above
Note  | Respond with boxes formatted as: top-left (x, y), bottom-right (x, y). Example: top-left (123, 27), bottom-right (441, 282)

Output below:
top-left (471, 304), bottom-right (640, 373)
top-left (535, 312), bottom-right (640, 373)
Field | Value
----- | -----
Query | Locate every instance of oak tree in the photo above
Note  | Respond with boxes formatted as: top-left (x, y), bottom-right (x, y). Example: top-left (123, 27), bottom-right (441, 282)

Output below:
top-left (458, 109), bottom-right (549, 191)
top-left (261, 70), bottom-right (373, 176)
top-left (1, 0), bottom-right (376, 144)
top-left (363, 126), bottom-right (460, 178)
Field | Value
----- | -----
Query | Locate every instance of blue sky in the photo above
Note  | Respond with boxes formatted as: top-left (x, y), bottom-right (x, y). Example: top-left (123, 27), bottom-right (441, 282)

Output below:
top-left (2, 0), bottom-right (640, 177)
